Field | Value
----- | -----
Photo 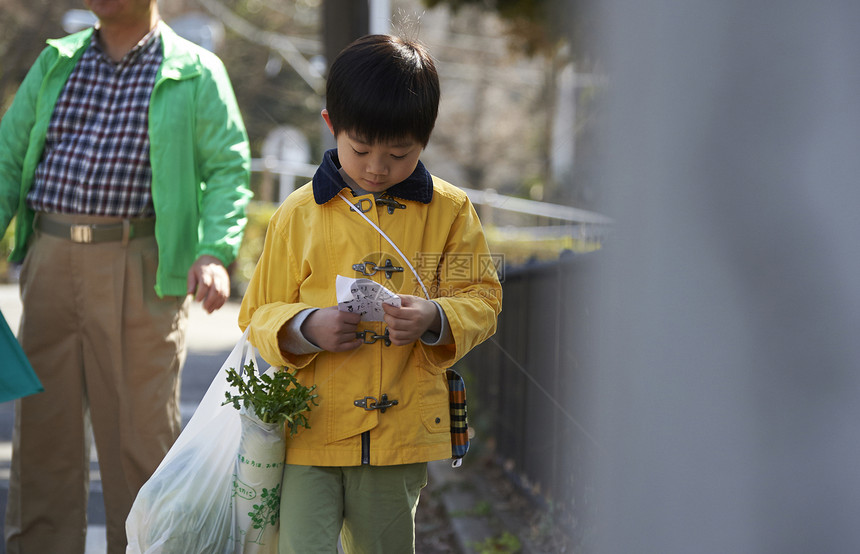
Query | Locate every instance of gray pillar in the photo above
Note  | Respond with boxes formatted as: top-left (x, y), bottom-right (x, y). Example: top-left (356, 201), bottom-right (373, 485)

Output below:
top-left (322, 0), bottom-right (369, 73)
top-left (320, 0), bottom-right (369, 150)
top-left (588, 2), bottom-right (860, 552)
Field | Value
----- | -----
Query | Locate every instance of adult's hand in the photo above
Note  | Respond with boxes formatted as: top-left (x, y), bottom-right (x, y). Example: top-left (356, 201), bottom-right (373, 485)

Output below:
top-left (187, 255), bottom-right (230, 313)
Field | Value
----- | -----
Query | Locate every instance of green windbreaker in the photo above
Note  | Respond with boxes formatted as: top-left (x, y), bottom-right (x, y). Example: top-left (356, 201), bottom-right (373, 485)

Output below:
top-left (0, 24), bottom-right (252, 297)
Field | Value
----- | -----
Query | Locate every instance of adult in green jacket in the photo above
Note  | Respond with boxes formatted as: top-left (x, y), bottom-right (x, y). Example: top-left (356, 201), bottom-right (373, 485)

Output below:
top-left (0, 0), bottom-right (251, 551)
top-left (0, 25), bottom-right (251, 298)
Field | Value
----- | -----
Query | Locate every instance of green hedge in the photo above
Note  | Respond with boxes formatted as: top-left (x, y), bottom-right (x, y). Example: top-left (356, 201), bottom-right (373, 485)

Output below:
top-left (230, 201), bottom-right (602, 295)
top-left (0, 204), bottom-right (601, 288)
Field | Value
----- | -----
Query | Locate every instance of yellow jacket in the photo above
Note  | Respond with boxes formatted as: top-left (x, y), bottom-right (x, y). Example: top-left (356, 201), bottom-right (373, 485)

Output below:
top-left (239, 153), bottom-right (502, 466)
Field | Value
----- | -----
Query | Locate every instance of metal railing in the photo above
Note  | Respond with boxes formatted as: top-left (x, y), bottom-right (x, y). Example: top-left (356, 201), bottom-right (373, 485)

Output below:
top-left (453, 253), bottom-right (598, 542)
top-left (250, 158), bottom-right (612, 230)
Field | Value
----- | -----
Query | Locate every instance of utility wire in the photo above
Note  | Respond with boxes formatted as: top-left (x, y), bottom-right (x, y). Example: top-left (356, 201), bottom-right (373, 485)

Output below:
top-left (488, 336), bottom-right (604, 452)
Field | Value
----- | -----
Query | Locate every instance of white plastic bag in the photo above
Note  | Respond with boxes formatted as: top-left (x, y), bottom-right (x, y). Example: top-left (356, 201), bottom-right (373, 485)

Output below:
top-left (126, 329), bottom-right (286, 554)
top-left (232, 408), bottom-right (285, 551)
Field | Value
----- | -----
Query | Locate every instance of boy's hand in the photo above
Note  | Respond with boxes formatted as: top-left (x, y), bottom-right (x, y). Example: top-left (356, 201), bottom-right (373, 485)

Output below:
top-left (301, 307), bottom-right (363, 352)
top-left (382, 295), bottom-right (441, 346)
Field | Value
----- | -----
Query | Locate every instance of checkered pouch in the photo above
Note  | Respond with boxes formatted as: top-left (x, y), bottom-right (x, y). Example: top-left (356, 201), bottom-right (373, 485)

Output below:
top-left (447, 369), bottom-right (470, 467)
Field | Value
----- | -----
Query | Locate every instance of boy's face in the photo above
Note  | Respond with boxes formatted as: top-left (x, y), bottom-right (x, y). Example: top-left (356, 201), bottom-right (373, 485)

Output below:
top-left (323, 110), bottom-right (423, 194)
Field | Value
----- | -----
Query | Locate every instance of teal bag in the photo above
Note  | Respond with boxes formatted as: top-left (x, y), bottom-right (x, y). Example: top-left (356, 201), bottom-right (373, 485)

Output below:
top-left (0, 308), bottom-right (43, 403)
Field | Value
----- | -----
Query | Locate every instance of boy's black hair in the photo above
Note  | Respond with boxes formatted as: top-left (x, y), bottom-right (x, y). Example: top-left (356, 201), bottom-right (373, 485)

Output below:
top-left (325, 34), bottom-right (440, 147)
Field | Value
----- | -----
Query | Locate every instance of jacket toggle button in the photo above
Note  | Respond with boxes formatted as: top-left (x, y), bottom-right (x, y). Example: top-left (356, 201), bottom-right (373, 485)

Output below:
top-left (350, 198), bottom-right (374, 213)
top-left (356, 329), bottom-right (392, 346)
top-left (354, 394), bottom-right (399, 413)
top-left (352, 259), bottom-right (403, 278)
top-left (376, 196), bottom-right (406, 214)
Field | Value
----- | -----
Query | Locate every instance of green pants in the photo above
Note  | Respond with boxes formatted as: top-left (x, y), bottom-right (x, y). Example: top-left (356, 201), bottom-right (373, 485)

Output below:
top-left (279, 463), bottom-right (428, 554)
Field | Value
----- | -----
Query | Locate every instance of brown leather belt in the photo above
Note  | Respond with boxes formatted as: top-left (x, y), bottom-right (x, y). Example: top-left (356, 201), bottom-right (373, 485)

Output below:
top-left (35, 214), bottom-right (156, 244)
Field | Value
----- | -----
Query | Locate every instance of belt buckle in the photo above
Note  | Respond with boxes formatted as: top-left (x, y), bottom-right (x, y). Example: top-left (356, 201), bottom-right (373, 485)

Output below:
top-left (70, 224), bottom-right (93, 243)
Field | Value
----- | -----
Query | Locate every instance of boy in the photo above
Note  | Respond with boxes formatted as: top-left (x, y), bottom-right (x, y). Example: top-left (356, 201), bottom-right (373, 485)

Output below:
top-left (238, 34), bottom-right (502, 553)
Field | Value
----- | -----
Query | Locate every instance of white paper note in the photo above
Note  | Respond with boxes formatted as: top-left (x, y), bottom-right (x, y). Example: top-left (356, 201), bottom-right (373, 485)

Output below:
top-left (336, 275), bottom-right (401, 321)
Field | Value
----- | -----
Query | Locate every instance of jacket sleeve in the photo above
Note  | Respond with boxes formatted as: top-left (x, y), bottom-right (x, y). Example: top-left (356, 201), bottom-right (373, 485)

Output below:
top-left (238, 204), bottom-right (320, 368)
top-left (0, 47), bottom-right (52, 233)
top-left (419, 195), bottom-right (503, 369)
top-left (193, 53), bottom-right (252, 266)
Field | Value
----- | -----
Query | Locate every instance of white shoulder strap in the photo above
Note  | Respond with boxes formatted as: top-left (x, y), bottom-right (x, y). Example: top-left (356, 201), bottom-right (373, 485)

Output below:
top-left (337, 193), bottom-right (430, 299)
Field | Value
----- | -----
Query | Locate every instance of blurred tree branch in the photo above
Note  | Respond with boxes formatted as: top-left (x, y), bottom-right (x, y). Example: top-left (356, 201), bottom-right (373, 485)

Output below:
top-left (0, 0), bottom-right (75, 109)
top-left (421, 0), bottom-right (593, 60)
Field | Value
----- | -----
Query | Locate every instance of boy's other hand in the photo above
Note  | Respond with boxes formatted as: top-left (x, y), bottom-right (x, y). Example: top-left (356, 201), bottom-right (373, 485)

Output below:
top-left (382, 295), bottom-right (440, 346)
top-left (302, 306), bottom-right (363, 352)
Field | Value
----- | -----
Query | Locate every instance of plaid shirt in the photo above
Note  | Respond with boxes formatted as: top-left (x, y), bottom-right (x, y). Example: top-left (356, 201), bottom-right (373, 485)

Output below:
top-left (28, 26), bottom-right (163, 217)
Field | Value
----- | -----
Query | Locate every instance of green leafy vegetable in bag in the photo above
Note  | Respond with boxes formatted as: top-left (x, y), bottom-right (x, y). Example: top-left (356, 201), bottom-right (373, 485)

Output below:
top-left (222, 361), bottom-right (318, 436)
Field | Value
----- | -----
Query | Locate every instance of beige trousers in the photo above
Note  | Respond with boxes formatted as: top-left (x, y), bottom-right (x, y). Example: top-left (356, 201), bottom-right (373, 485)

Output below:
top-left (4, 220), bottom-right (189, 554)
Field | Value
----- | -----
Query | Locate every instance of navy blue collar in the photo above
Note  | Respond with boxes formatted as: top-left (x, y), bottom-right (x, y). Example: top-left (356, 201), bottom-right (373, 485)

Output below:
top-left (312, 149), bottom-right (433, 205)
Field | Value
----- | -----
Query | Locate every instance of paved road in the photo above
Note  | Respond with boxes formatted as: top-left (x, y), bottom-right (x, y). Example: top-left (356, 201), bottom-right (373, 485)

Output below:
top-left (0, 284), bottom-right (244, 553)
